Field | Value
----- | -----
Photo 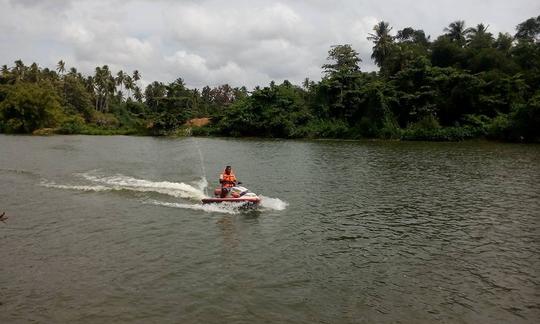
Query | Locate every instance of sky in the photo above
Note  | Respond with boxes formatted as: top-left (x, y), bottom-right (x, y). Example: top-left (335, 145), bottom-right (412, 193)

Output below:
top-left (1, 0), bottom-right (539, 89)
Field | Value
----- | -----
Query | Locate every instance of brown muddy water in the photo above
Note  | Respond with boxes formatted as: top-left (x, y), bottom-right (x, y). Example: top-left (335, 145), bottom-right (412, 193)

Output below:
top-left (1, 135), bottom-right (539, 323)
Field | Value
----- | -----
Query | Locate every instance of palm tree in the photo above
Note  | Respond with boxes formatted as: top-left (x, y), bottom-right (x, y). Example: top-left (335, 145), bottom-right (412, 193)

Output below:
top-left (132, 70), bottom-right (140, 81)
top-left (444, 20), bottom-right (467, 46)
top-left (367, 21), bottom-right (395, 68)
top-left (132, 70), bottom-right (141, 100)
top-left (124, 75), bottom-right (134, 99)
top-left (467, 23), bottom-right (489, 36)
top-left (57, 60), bottom-right (66, 75)
top-left (302, 77), bottom-right (310, 90)
top-left (94, 66), bottom-right (103, 111)
top-left (99, 65), bottom-right (115, 112)
top-left (94, 66), bottom-right (113, 111)
top-left (14, 59), bottom-right (26, 81)
top-left (133, 86), bottom-right (143, 102)
top-left (116, 70), bottom-right (125, 99)
top-left (466, 23), bottom-right (493, 48)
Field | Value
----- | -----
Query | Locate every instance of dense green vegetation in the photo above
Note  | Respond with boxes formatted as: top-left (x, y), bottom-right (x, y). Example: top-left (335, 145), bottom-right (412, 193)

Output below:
top-left (1, 16), bottom-right (539, 141)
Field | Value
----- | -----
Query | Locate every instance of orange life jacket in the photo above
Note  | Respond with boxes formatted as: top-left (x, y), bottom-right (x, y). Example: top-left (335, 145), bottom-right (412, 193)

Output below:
top-left (220, 171), bottom-right (237, 188)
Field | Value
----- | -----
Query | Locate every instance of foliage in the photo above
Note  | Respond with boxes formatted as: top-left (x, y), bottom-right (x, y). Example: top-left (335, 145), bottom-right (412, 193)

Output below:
top-left (57, 115), bottom-right (85, 134)
top-left (0, 16), bottom-right (539, 142)
top-left (216, 81), bottom-right (309, 138)
top-left (0, 82), bottom-right (63, 133)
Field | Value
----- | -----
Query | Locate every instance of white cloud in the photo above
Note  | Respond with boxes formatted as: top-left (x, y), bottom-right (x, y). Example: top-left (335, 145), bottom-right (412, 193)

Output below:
top-left (1, 0), bottom-right (539, 89)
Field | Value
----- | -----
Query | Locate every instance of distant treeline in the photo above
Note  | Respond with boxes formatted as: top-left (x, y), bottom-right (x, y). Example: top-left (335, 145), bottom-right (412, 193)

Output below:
top-left (1, 16), bottom-right (539, 141)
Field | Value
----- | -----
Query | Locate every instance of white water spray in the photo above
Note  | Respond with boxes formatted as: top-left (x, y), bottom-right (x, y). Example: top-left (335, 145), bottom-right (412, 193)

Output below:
top-left (41, 171), bottom-right (289, 214)
top-left (193, 139), bottom-right (209, 196)
top-left (259, 195), bottom-right (289, 211)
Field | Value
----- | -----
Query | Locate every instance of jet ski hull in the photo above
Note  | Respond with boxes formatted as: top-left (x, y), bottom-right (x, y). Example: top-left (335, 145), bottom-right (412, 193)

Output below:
top-left (201, 197), bottom-right (261, 204)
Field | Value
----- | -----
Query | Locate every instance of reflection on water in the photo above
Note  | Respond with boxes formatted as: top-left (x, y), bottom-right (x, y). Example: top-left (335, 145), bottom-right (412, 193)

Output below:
top-left (0, 135), bottom-right (539, 323)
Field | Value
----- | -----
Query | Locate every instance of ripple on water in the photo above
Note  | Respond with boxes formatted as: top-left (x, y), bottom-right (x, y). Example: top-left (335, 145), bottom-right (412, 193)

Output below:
top-left (0, 136), bottom-right (539, 323)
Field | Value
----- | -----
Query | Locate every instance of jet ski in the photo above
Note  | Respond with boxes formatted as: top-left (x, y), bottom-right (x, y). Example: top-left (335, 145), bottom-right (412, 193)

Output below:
top-left (202, 185), bottom-right (261, 206)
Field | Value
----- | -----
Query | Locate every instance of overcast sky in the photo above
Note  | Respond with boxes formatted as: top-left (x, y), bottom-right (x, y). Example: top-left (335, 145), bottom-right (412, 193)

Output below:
top-left (1, 0), bottom-right (538, 88)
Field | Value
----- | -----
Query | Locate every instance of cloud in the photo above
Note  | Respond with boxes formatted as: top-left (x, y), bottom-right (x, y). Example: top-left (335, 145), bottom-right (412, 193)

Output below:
top-left (1, 0), bottom-right (539, 89)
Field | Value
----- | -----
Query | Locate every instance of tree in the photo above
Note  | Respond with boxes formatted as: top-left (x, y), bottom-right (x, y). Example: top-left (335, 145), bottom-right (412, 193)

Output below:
top-left (64, 74), bottom-right (94, 120)
top-left (515, 15), bottom-right (540, 42)
top-left (28, 63), bottom-right (40, 83)
top-left (0, 82), bottom-right (64, 133)
top-left (466, 23), bottom-right (493, 49)
top-left (368, 21), bottom-right (395, 68)
top-left (56, 60), bottom-right (66, 75)
top-left (93, 65), bottom-right (115, 112)
top-left (13, 60), bottom-right (26, 81)
top-left (68, 67), bottom-right (78, 76)
top-left (133, 86), bottom-right (143, 103)
top-left (116, 70), bottom-right (125, 99)
top-left (148, 78), bottom-right (193, 135)
top-left (217, 81), bottom-right (309, 138)
top-left (320, 45), bottom-right (363, 120)
top-left (494, 32), bottom-right (514, 53)
top-left (396, 27), bottom-right (429, 46)
top-left (124, 75), bottom-right (134, 99)
top-left (431, 36), bottom-right (465, 67)
top-left (144, 81), bottom-right (167, 112)
top-left (133, 70), bottom-right (140, 81)
top-left (444, 20), bottom-right (467, 46)
top-left (322, 44), bottom-right (361, 76)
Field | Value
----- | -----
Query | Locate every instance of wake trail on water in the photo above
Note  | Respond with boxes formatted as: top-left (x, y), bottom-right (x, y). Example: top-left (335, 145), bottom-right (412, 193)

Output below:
top-left (41, 171), bottom-right (288, 213)
top-left (41, 172), bottom-right (206, 200)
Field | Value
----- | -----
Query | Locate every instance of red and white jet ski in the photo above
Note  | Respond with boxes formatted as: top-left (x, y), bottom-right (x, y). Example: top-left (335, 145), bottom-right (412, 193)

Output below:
top-left (201, 185), bottom-right (261, 206)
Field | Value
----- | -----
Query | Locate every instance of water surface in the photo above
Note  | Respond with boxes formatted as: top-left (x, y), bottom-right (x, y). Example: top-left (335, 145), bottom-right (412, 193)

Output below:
top-left (1, 135), bottom-right (539, 323)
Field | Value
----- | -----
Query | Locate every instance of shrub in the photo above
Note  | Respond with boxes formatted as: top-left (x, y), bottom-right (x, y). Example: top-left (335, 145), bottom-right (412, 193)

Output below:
top-left (487, 114), bottom-right (511, 139)
top-left (297, 119), bottom-right (350, 138)
top-left (57, 115), bottom-right (85, 134)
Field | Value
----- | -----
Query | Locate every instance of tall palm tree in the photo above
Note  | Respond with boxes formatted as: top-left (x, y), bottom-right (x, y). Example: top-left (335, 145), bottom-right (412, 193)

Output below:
top-left (94, 66), bottom-right (103, 111)
top-left (133, 86), bottom-right (143, 103)
top-left (57, 60), bottom-right (66, 75)
top-left (444, 20), bottom-right (467, 46)
top-left (99, 65), bottom-right (115, 112)
top-left (132, 70), bottom-right (140, 81)
top-left (132, 70), bottom-right (141, 100)
top-left (116, 70), bottom-right (125, 99)
top-left (367, 21), bottom-right (394, 68)
top-left (94, 66), bottom-right (113, 111)
top-left (124, 75), bottom-right (134, 99)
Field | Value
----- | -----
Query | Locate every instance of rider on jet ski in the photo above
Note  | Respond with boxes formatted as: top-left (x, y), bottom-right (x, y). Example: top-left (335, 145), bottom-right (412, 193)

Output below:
top-left (219, 165), bottom-right (237, 198)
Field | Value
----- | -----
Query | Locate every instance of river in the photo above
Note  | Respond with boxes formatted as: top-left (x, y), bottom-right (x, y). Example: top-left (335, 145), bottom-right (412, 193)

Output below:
top-left (0, 135), bottom-right (539, 323)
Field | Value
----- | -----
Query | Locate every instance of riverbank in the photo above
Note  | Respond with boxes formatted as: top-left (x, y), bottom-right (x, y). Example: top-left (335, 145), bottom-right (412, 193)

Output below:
top-left (13, 125), bottom-right (532, 143)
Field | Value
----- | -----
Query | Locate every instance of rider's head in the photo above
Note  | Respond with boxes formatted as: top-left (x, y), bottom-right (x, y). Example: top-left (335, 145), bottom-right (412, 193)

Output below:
top-left (225, 165), bottom-right (232, 174)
